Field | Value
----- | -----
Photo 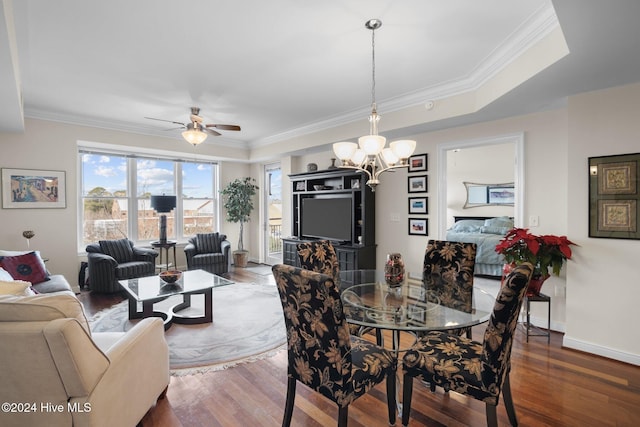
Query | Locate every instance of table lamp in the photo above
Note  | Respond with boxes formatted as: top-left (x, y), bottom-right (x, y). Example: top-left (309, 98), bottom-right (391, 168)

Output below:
top-left (150, 195), bottom-right (176, 244)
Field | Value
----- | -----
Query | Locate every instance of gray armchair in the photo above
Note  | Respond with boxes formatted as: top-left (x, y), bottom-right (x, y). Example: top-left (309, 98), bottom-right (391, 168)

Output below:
top-left (86, 238), bottom-right (158, 293)
top-left (184, 232), bottom-right (231, 276)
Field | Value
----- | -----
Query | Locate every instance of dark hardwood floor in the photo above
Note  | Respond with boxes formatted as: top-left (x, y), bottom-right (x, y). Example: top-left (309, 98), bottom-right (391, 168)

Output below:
top-left (79, 265), bottom-right (640, 427)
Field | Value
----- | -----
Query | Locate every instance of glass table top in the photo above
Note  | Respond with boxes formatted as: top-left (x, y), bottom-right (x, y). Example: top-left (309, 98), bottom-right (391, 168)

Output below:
top-left (119, 269), bottom-right (234, 302)
top-left (339, 270), bottom-right (494, 332)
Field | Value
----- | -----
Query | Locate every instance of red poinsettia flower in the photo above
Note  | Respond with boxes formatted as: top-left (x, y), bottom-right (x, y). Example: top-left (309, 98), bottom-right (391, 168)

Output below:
top-left (496, 228), bottom-right (577, 276)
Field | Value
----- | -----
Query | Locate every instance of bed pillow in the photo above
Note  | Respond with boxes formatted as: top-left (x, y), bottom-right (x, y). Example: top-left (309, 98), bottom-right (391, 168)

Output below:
top-left (484, 216), bottom-right (514, 229)
top-left (0, 252), bottom-right (50, 284)
top-left (480, 225), bottom-right (510, 235)
top-left (450, 220), bottom-right (484, 233)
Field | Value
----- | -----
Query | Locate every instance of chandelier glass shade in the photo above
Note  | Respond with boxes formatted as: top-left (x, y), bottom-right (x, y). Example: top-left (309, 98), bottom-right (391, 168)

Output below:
top-left (332, 19), bottom-right (416, 191)
top-left (182, 123), bottom-right (208, 146)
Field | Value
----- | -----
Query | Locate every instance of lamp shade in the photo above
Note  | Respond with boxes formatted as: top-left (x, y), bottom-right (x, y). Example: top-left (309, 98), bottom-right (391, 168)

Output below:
top-left (182, 129), bottom-right (208, 146)
top-left (150, 195), bottom-right (176, 213)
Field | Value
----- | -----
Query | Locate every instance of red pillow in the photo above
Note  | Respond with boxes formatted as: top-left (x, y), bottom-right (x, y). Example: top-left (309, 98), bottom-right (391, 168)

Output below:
top-left (0, 252), bottom-right (50, 284)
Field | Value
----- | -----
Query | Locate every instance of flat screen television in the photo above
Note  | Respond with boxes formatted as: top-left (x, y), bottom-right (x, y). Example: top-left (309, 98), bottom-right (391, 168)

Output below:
top-left (301, 197), bottom-right (352, 242)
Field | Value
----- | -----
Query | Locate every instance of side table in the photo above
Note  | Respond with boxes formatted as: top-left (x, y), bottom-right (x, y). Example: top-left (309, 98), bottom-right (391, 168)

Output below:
top-left (150, 240), bottom-right (177, 272)
top-left (524, 292), bottom-right (551, 343)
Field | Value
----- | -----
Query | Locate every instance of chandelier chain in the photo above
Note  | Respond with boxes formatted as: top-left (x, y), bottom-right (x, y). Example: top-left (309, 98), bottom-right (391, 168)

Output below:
top-left (371, 26), bottom-right (376, 108)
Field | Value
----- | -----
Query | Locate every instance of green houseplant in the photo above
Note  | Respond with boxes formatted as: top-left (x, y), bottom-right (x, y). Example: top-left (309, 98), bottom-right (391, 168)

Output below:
top-left (495, 227), bottom-right (576, 294)
top-left (221, 177), bottom-right (259, 268)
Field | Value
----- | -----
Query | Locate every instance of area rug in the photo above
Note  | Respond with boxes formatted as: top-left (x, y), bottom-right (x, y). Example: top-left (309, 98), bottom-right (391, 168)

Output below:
top-left (244, 264), bottom-right (274, 276)
top-left (90, 283), bottom-right (286, 375)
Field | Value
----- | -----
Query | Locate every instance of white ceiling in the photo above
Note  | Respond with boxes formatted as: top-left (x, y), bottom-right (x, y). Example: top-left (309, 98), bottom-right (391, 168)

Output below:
top-left (2, 0), bottom-right (640, 155)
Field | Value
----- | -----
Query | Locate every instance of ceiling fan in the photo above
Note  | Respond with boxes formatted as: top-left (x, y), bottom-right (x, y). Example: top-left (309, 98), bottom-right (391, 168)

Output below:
top-left (145, 107), bottom-right (241, 145)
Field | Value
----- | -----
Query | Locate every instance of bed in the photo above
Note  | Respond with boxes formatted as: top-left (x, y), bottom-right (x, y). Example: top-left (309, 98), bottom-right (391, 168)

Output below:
top-left (445, 216), bottom-right (514, 277)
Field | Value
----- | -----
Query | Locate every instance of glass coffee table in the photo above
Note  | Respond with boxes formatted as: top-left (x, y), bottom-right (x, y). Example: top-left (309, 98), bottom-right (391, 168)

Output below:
top-left (119, 269), bottom-right (234, 330)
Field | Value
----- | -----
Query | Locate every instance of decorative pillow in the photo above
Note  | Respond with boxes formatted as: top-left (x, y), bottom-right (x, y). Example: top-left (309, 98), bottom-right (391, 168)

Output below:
top-left (0, 252), bottom-right (50, 284)
top-left (450, 220), bottom-right (484, 233)
top-left (0, 267), bottom-right (14, 281)
top-left (196, 233), bottom-right (225, 254)
top-left (0, 280), bottom-right (36, 296)
top-left (480, 225), bottom-right (510, 235)
top-left (99, 239), bottom-right (134, 263)
top-left (484, 216), bottom-right (514, 229)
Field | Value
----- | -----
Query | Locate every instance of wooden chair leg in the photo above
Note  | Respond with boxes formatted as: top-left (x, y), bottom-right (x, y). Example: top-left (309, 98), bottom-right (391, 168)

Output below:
top-left (283, 377), bottom-right (296, 427)
top-left (486, 404), bottom-right (498, 427)
top-left (502, 372), bottom-right (519, 426)
top-left (401, 374), bottom-right (413, 427)
top-left (386, 370), bottom-right (397, 426)
top-left (338, 405), bottom-right (349, 427)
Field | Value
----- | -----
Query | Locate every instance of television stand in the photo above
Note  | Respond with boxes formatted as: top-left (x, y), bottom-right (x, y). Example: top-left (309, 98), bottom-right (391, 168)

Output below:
top-left (282, 238), bottom-right (376, 271)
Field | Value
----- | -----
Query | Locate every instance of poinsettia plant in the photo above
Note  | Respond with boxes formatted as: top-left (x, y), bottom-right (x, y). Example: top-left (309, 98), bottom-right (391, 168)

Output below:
top-left (495, 228), bottom-right (576, 277)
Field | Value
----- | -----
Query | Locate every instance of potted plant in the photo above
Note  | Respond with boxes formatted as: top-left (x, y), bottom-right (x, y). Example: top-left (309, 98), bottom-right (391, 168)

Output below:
top-left (221, 177), bottom-right (259, 268)
top-left (495, 228), bottom-right (576, 295)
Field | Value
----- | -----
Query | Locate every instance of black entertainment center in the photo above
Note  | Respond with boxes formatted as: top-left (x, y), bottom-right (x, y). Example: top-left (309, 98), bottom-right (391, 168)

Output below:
top-left (282, 168), bottom-right (376, 271)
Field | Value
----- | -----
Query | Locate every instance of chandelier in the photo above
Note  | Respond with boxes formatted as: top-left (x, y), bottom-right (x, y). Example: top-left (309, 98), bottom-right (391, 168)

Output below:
top-left (333, 19), bottom-right (416, 191)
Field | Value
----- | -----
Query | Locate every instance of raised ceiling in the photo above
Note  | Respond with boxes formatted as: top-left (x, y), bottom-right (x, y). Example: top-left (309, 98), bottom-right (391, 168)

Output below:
top-left (2, 0), bottom-right (640, 157)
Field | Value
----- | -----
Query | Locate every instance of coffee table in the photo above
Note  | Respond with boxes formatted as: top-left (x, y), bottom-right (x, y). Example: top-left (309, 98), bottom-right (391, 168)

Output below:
top-left (119, 269), bottom-right (234, 330)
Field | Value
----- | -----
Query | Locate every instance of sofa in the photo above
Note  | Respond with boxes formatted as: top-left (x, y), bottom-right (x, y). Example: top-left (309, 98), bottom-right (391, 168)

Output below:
top-left (0, 292), bottom-right (170, 427)
top-left (0, 250), bottom-right (73, 294)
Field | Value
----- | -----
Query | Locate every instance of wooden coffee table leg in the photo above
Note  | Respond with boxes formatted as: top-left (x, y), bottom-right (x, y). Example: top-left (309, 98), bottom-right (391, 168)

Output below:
top-left (203, 288), bottom-right (213, 322)
top-left (171, 288), bottom-right (213, 325)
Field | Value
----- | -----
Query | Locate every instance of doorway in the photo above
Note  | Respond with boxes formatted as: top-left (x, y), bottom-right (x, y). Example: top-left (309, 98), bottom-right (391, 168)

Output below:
top-left (264, 163), bottom-right (282, 265)
top-left (437, 133), bottom-right (524, 237)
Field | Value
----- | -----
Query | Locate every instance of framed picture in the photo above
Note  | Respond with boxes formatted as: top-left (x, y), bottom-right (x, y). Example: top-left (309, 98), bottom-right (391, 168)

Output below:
top-left (408, 197), bottom-right (428, 214)
top-left (463, 182), bottom-right (514, 208)
top-left (408, 175), bottom-right (428, 193)
top-left (351, 178), bottom-right (360, 189)
top-left (295, 181), bottom-right (305, 191)
top-left (409, 153), bottom-right (428, 172)
top-left (2, 168), bottom-right (66, 209)
top-left (589, 153), bottom-right (640, 239)
top-left (408, 217), bottom-right (428, 235)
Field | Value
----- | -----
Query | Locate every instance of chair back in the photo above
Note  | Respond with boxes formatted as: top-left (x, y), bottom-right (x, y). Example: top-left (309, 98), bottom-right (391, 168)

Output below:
top-left (271, 264), bottom-right (352, 398)
top-left (423, 240), bottom-right (477, 312)
top-left (296, 240), bottom-right (340, 281)
top-left (193, 232), bottom-right (226, 254)
top-left (481, 262), bottom-right (533, 389)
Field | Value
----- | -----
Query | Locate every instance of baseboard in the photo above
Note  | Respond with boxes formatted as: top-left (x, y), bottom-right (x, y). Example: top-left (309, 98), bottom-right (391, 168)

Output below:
top-left (562, 336), bottom-right (640, 366)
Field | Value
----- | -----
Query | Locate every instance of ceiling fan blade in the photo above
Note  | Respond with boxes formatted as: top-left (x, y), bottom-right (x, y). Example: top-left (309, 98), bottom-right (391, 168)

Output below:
top-left (145, 117), bottom-right (186, 127)
top-left (203, 127), bottom-right (221, 136)
top-left (206, 124), bottom-right (241, 131)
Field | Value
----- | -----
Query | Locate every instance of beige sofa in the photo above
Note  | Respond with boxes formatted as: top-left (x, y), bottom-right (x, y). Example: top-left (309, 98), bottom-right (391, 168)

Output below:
top-left (0, 293), bottom-right (170, 427)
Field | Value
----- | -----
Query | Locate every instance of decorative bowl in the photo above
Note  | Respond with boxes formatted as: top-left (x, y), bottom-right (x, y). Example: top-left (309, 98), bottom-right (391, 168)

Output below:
top-left (159, 270), bottom-right (182, 284)
top-left (313, 185), bottom-right (324, 191)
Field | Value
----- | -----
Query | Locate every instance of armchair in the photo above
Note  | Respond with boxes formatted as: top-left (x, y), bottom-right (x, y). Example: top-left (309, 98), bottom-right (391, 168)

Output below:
top-left (0, 293), bottom-right (170, 427)
top-left (184, 232), bottom-right (231, 275)
top-left (86, 238), bottom-right (158, 293)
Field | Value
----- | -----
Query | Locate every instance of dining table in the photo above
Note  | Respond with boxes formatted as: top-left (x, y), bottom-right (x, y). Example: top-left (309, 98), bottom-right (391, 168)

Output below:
top-left (338, 269), bottom-right (496, 411)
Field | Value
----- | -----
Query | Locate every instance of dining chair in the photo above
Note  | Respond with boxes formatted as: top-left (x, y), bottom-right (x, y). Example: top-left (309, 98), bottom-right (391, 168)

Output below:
top-left (401, 262), bottom-right (534, 427)
top-left (271, 264), bottom-right (397, 427)
top-left (422, 239), bottom-right (477, 338)
top-left (296, 239), bottom-right (340, 282)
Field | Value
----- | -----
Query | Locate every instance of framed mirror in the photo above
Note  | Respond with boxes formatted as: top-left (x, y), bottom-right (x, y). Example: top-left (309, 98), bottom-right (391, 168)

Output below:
top-left (463, 182), bottom-right (515, 208)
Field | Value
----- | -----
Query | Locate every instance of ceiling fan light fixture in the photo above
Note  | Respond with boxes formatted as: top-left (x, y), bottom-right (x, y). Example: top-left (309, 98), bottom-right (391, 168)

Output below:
top-left (182, 128), bottom-right (207, 146)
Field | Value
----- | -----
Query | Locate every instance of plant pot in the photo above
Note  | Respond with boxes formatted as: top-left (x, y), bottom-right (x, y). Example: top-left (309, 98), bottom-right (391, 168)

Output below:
top-left (233, 250), bottom-right (249, 268)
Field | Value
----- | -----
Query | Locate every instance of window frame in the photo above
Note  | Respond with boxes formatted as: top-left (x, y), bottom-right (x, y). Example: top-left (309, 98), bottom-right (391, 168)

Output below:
top-left (78, 148), bottom-right (219, 250)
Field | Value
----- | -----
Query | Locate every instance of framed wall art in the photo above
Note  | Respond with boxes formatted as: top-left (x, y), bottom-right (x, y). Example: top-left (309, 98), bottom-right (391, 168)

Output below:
top-left (408, 175), bottom-right (428, 193)
top-left (408, 197), bottom-right (428, 214)
top-left (408, 218), bottom-right (428, 236)
top-left (2, 168), bottom-right (66, 209)
top-left (589, 153), bottom-right (640, 239)
top-left (408, 153), bottom-right (428, 172)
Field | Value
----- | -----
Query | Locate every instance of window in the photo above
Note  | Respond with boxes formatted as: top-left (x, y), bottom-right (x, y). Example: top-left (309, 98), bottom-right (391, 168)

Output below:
top-left (79, 150), bottom-right (218, 248)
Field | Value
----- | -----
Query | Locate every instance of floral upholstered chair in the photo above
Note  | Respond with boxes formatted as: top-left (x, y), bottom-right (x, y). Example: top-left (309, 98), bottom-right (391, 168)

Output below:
top-left (422, 240), bottom-right (477, 338)
top-left (271, 264), bottom-right (397, 427)
top-left (296, 239), bottom-right (340, 282)
top-left (401, 262), bottom-right (534, 427)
